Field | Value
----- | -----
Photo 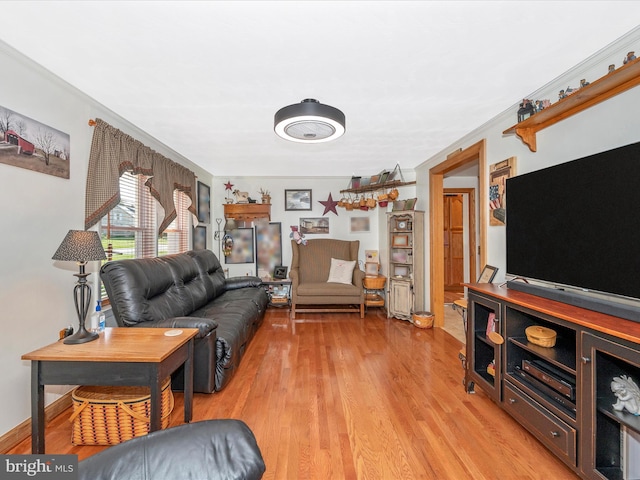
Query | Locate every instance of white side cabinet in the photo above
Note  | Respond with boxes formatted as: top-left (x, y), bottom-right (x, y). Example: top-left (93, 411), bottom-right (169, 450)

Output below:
top-left (388, 277), bottom-right (413, 320)
top-left (386, 210), bottom-right (424, 320)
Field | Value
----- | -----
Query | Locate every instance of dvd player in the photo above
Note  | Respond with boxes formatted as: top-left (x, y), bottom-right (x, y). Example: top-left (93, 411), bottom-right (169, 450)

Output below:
top-left (522, 359), bottom-right (575, 400)
top-left (512, 366), bottom-right (576, 413)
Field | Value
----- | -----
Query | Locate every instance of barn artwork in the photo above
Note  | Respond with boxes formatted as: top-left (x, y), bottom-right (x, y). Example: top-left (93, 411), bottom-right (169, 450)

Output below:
top-left (0, 105), bottom-right (70, 179)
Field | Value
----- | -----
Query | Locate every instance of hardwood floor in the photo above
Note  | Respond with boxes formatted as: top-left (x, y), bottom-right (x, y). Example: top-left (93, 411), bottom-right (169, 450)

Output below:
top-left (9, 308), bottom-right (579, 479)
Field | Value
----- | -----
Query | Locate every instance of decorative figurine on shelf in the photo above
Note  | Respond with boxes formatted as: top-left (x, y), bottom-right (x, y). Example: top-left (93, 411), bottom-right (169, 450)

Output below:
top-left (233, 190), bottom-right (249, 204)
top-left (534, 99), bottom-right (551, 112)
top-left (624, 51), bottom-right (636, 65)
top-left (559, 86), bottom-right (577, 100)
top-left (517, 99), bottom-right (536, 122)
top-left (259, 188), bottom-right (271, 205)
top-left (608, 64), bottom-right (616, 74)
top-left (611, 375), bottom-right (640, 415)
top-left (290, 225), bottom-right (307, 245)
top-left (580, 78), bottom-right (590, 88)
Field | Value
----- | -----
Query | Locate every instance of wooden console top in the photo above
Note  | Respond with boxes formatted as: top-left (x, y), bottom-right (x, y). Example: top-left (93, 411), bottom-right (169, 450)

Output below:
top-left (467, 283), bottom-right (640, 345)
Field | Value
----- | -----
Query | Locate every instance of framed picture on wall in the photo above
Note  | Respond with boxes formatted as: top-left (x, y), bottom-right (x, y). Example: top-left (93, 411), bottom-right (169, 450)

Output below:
top-left (489, 156), bottom-right (516, 226)
top-left (197, 181), bottom-right (211, 223)
top-left (225, 227), bottom-right (255, 264)
top-left (193, 225), bottom-right (206, 250)
top-left (285, 189), bottom-right (312, 211)
top-left (300, 217), bottom-right (329, 234)
top-left (350, 217), bottom-right (370, 233)
top-left (256, 222), bottom-right (282, 280)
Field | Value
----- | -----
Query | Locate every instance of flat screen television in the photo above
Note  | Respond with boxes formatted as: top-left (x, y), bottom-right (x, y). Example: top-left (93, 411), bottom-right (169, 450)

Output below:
top-left (506, 141), bottom-right (640, 322)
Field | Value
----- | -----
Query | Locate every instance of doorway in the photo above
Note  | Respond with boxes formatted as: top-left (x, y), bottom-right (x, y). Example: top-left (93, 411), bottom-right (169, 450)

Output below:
top-left (443, 188), bottom-right (476, 303)
top-left (429, 139), bottom-right (487, 328)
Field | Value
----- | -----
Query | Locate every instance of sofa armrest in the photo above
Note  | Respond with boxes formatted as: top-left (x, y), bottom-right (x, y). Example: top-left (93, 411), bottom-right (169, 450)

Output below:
top-left (353, 268), bottom-right (365, 288)
top-left (78, 420), bottom-right (265, 480)
top-left (131, 316), bottom-right (217, 339)
top-left (225, 276), bottom-right (263, 290)
top-left (289, 269), bottom-right (299, 288)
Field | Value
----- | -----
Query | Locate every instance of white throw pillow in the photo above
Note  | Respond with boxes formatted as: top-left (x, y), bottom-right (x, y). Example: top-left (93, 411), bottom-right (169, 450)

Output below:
top-left (327, 258), bottom-right (356, 284)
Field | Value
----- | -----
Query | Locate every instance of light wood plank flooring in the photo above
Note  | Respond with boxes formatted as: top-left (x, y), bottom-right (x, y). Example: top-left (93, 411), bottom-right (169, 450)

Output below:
top-left (9, 308), bottom-right (579, 479)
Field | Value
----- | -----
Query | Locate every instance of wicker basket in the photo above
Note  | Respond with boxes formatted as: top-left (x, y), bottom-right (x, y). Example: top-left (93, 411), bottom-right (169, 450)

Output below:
top-left (525, 325), bottom-right (557, 348)
top-left (69, 378), bottom-right (173, 446)
top-left (363, 275), bottom-right (386, 289)
top-left (412, 311), bottom-right (434, 329)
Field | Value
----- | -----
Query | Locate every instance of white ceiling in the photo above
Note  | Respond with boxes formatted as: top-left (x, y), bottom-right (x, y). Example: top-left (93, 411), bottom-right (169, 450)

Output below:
top-left (2, 2), bottom-right (639, 178)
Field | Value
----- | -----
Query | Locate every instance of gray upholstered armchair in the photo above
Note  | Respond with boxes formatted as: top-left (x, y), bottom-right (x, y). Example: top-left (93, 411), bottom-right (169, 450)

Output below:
top-left (289, 239), bottom-right (365, 319)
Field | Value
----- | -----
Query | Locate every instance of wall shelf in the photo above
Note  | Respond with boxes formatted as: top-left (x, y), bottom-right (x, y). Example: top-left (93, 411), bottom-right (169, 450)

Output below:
top-left (340, 180), bottom-right (416, 195)
top-left (223, 203), bottom-right (271, 221)
top-left (503, 57), bottom-right (640, 152)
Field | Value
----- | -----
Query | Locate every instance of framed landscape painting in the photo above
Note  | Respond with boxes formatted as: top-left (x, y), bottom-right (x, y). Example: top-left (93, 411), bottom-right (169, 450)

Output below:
top-left (0, 105), bottom-right (70, 179)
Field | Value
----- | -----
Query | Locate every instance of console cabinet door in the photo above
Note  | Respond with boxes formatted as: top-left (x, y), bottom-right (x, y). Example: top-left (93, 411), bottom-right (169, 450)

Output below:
top-left (467, 292), bottom-right (502, 402)
top-left (581, 332), bottom-right (640, 480)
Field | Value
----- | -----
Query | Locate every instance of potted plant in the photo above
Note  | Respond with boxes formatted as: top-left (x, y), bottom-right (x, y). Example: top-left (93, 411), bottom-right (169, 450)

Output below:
top-left (259, 188), bottom-right (271, 204)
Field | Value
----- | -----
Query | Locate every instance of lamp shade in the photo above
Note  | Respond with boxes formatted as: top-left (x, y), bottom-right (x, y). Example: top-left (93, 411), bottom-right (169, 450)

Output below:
top-left (274, 99), bottom-right (345, 143)
top-left (52, 230), bottom-right (106, 262)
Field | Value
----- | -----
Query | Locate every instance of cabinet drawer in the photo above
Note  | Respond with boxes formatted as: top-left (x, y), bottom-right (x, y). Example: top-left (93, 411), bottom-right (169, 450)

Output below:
top-left (503, 382), bottom-right (576, 467)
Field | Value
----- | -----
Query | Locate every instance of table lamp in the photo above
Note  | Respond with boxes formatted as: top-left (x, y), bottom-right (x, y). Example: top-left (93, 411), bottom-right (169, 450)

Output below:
top-left (52, 230), bottom-right (107, 344)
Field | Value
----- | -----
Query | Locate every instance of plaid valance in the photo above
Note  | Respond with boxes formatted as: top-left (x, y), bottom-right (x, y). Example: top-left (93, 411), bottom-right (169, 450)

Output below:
top-left (84, 118), bottom-right (197, 233)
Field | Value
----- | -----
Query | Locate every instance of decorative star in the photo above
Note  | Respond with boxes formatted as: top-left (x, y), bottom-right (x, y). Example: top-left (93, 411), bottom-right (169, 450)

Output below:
top-left (224, 181), bottom-right (234, 191)
top-left (320, 193), bottom-right (339, 216)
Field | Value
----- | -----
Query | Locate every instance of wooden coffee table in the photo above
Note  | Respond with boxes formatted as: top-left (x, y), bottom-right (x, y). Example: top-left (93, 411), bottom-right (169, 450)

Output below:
top-left (22, 327), bottom-right (198, 453)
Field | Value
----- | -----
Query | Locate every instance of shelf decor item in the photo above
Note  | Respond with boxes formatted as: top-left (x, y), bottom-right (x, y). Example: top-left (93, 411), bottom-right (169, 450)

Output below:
top-left (525, 325), bottom-right (557, 348)
top-left (611, 375), bottom-right (640, 415)
top-left (391, 234), bottom-right (409, 247)
top-left (52, 230), bottom-right (107, 345)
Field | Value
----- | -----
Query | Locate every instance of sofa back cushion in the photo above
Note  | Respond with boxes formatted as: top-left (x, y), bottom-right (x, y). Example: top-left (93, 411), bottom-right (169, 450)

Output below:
top-left (187, 250), bottom-right (227, 298)
top-left (101, 251), bottom-right (216, 327)
top-left (293, 239), bottom-right (359, 284)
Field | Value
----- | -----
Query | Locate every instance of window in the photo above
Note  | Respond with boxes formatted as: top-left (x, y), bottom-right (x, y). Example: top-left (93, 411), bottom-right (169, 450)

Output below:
top-left (99, 171), bottom-right (191, 302)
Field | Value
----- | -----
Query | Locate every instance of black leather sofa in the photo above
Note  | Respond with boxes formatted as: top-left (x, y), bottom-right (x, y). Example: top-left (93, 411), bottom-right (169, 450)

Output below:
top-left (100, 249), bottom-right (268, 393)
top-left (78, 419), bottom-right (266, 480)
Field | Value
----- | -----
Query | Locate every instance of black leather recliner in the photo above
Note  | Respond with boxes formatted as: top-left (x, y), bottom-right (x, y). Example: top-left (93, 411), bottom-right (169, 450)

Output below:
top-left (78, 420), bottom-right (266, 480)
top-left (100, 250), bottom-right (268, 393)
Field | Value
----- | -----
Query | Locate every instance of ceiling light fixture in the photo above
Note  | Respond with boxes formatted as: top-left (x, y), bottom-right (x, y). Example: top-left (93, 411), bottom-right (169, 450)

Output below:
top-left (274, 99), bottom-right (345, 143)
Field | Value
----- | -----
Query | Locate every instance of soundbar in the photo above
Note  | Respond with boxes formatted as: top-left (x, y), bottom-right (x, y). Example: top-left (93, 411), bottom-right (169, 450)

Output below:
top-left (507, 281), bottom-right (640, 323)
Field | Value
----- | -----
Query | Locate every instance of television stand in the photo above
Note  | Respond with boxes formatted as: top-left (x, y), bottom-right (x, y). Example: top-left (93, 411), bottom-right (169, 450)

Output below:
top-left (466, 283), bottom-right (640, 480)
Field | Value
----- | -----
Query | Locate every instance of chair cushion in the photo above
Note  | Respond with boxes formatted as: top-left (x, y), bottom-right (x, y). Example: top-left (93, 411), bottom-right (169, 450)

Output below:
top-left (327, 258), bottom-right (356, 284)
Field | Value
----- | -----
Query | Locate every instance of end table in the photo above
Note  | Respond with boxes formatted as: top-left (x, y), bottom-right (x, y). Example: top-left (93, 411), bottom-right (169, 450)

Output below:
top-left (261, 279), bottom-right (292, 308)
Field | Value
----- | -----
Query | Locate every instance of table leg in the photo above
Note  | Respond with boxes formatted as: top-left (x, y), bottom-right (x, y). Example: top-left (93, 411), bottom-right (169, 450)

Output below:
top-left (150, 372), bottom-right (161, 432)
top-left (31, 361), bottom-right (45, 454)
top-left (184, 338), bottom-right (194, 423)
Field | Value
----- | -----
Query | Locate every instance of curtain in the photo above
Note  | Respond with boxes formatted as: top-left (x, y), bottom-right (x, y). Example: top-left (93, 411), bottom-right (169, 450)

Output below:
top-left (85, 118), bottom-right (197, 233)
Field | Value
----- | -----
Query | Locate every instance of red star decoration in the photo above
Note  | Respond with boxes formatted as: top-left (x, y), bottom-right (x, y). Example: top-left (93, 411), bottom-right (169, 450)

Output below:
top-left (320, 193), bottom-right (339, 216)
top-left (224, 181), bottom-right (234, 191)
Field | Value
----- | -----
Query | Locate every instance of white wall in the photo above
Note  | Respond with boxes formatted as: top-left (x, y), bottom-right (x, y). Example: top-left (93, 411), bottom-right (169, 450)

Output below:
top-left (0, 41), bottom-right (212, 437)
top-left (415, 27), bottom-right (640, 310)
top-left (210, 175), bottom-right (416, 278)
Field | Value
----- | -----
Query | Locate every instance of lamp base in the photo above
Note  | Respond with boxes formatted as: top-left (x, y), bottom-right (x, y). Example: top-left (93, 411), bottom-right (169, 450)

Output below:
top-left (63, 327), bottom-right (99, 344)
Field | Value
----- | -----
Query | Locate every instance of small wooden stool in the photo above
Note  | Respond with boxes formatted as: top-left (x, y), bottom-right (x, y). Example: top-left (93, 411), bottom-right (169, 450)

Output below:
top-left (452, 298), bottom-right (468, 332)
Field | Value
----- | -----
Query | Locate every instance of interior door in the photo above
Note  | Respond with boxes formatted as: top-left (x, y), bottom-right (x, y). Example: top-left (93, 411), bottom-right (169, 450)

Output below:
top-left (444, 194), bottom-right (464, 292)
